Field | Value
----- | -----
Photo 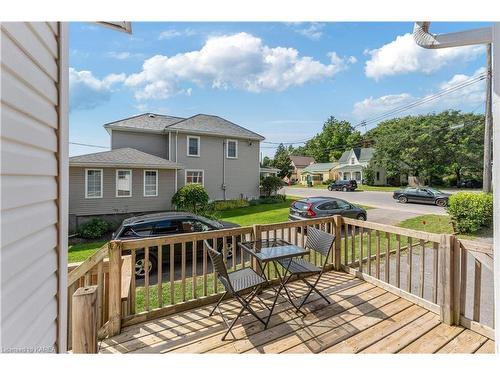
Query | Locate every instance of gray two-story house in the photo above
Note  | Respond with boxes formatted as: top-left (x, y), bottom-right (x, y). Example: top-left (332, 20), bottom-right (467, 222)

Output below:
top-left (69, 113), bottom-right (264, 231)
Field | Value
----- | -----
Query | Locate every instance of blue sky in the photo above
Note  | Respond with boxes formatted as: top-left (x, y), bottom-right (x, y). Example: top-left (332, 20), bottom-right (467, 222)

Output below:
top-left (69, 22), bottom-right (490, 157)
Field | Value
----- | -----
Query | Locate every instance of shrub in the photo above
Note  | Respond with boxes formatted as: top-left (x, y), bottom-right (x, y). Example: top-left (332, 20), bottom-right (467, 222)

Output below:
top-left (363, 163), bottom-right (375, 186)
top-left (250, 194), bottom-right (287, 205)
top-left (260, 176), bottom-right (285, 197)
top-left (212, 199), bottom-right (249, 211)
top-left (78, 218), bottom-right (109, 239)
top-left (172, 184), bottom-right (210, 214)
top-left (447, 192), bottom-right (493, 234)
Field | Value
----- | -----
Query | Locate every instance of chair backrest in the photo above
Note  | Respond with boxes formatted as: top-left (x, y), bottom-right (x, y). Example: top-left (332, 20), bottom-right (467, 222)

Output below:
top-left (305, 226), bottom-right (335, 259)
top-left (203, 240), bottom-right (229, 282)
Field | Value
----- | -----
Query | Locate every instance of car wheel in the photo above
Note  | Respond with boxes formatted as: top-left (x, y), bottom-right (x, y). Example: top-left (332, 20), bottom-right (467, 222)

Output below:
top-left (342, 186), bottom-right (348, 192)
top-left (327, 186), bottom-right (333, 191)
top-left (356, 213), bottom-right (366, 221)
top-left (398, 195), bottom-right (408, 204)
top-left (435, 198), bottom-right (447, 207)
top-left (135, 254), bottom-right (157, 278)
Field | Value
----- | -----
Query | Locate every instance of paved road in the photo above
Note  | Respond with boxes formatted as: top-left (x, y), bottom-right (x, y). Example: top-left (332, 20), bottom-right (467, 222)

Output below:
top-left (281, 187), bottom-right (447, 215)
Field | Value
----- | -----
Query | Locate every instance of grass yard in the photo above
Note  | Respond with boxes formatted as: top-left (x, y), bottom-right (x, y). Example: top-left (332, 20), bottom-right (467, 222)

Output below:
top-left (68, 241), bottom-right (106, 263)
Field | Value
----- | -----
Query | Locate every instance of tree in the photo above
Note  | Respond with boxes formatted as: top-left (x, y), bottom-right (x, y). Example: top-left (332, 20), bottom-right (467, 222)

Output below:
top-left (303, 116), bottom-right (362, 162)
top-left (271, 143), bottom-right (293, 178)
top-left (261, 156), bottom-right (272, 167)
top-left (260, 176), bottom-right (285, 197)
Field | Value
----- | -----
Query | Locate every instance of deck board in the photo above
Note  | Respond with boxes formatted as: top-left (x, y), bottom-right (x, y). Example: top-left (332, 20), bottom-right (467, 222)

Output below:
top-left (101, 270), bottom-right (492, 354)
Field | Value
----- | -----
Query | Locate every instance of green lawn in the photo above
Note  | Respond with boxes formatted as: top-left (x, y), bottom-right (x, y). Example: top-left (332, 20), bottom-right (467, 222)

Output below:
top-left (398, 214), bottom-right (454, 234)
top-left (68, 241), bottom-right (107, 263)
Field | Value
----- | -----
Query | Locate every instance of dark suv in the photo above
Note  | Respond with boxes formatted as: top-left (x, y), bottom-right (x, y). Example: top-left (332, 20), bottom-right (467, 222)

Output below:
top-left (328, 179), bottom-right (358, 192)
top-left (113, 212), bottom-right (240, 277)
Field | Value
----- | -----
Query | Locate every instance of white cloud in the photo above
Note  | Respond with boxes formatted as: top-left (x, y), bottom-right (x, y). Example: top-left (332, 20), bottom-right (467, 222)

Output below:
top-left (365, 33), bottom-right (484, 80)
top-left (158, 28), bottom-right (196, 40)
top-left (294, 23), bottom-right (325, 40)
top-left (126, 32), bottom-right (356, 100)
top-left (107, 51), bottom-right (144, 60)
top-left (353, 68), bottom-right (486, 122)
top-left (69, 68), bottom-right (125, 110)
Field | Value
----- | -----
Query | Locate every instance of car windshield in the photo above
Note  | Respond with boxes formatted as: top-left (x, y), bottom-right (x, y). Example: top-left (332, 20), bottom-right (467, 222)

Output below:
top-left (200, 216), bottom-right (223, 228)
top-left (426, 188), bottom-right (444, 194)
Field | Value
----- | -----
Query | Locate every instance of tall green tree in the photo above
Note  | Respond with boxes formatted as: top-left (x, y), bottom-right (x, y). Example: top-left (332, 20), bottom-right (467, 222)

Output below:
top-left (261, 156), bottom-right (272, 167)
top-left (271, 143), bottom-right (293, 178)
top-left (303, 116), bottom-right (362, 162)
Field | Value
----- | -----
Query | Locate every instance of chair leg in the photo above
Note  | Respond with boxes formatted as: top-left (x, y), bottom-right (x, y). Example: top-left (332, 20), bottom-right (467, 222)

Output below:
top-left (221, 304), bottom-right (246, 340)
top-left (298, 276), bottom-right (329, 310)
top-left (210, 291), bottom-right (227, 316)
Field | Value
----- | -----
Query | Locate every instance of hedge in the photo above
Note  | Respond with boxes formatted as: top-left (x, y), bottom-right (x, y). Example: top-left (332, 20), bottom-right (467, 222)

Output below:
top-left (446, 192), bottom-right (493, 234)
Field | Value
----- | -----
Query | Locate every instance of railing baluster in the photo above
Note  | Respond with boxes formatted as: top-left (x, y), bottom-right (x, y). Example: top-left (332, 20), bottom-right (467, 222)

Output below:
top-left (433, 242), bottom-right (439, 304)
top-left (351, 224), bottom-right (355, 267)
top-left (420, 239), bottom-right (425, 298)
top-left (231, 235), bottom-right (236, 271)
top-left (192, 241), bottom-right (197, 300)
top-left (214, 238), bottom-right (218, 294)
top-left (459, 245), bottom-right (467, 315)
top-left (170, 243), bottom-right (174, 305)
top-left (144, 247), bottom-right (150, 311)
top-left (385, 232), bottom-right (390, 284)
top-left (203, 241), bottom-right (208, 297)
top-left (97, 260), bottom-right (104, 327)
top-left (376, 230), bottom-right (381, 279)
top-left (396, 235), bottom-right (401, 288)
top-left (473, 259), bottom-right (482, 321)
top-left (158, 245), bottom-right (163, 308)
top-left (181, 242), bottom-right (186, 302)
top-left (344, 223), bottom-right (348, 265)
top-left (407, 237), bottom-right (413, 293)
top-left (367, 229), bottom-right (372, 276)
top-left (359, 227), bottom-right (363, 272)
top-left (287, 227), bottom-right (291, 244)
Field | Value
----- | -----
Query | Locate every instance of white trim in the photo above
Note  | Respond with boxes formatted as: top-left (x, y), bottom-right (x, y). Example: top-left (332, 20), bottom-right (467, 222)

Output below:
top-left (84, 168), bottom-right (103, 198)
top-left (168, 131), bottom-right (171, 161)
top-left (186, 135), bottom-right (200, 157)
top-left (57, 22), bottom-right (69, 353)
top-left (226, 139), bottom-right (238, 159)
top-left (143, 169), bottom-right (158, 197)
top-left (115, 169), bottom-right (132, 197)
top-left (185, 169), bottom-right (205, 187)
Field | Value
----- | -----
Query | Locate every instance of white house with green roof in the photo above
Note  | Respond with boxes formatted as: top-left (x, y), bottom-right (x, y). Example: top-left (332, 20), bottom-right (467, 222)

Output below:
top-left (300, 162), bottom-right (340, 185)
top-left (335, 147), bottom-right (387, 185)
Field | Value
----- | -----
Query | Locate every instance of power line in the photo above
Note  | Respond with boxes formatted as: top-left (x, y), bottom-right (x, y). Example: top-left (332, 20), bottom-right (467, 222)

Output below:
top-left (69, 142), bottom-right (109, 149)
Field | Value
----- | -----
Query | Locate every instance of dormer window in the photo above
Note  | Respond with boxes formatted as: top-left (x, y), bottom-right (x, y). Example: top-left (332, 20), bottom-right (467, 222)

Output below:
top-left (350, 157), bottom-right (355, 165)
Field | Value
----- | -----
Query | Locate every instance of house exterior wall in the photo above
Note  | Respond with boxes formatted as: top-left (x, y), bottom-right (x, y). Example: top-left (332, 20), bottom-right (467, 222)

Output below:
top-left (173, 132), bottom-right (260, 200)
top-left (1, 22), bottom-right (67, 352)
top-left (69, 167), bottom-right (177, 226)
top-left (111, 129), bottom-right (169, 159)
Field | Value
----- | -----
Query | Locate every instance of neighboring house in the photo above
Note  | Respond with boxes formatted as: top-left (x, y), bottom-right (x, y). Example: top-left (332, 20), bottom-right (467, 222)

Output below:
top-left (300, 162), bottom-right (339, 186)
top-left (335, 148), bottom-right (387, 185)
top-left (69, 113), bottom-right (264, 230)
top-left (290, 155), bottom-right (315, 182)
top-left (259, 166), bottom-right (280, 178)
top-left (69, 148), bottom-right (183, 231)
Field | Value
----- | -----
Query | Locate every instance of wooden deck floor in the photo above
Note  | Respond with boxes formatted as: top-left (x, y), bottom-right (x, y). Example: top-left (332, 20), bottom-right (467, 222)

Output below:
top-left (100, 271), bottom-right (494, 354)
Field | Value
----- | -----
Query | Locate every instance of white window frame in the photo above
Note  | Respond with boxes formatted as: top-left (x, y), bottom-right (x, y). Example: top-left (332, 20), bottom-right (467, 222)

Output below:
top-left (85, 168), bottom-right (103, 199)
top-left (143, 170), bottom-right (159, 197)
top-left (187, 135), bottom-right (200, 157)
top-left (115, 169), bottom-right (132, 197)
top-left (226, 139), bottom-right (238, 159)
top-left (185, 169), bottom-right (205, 187)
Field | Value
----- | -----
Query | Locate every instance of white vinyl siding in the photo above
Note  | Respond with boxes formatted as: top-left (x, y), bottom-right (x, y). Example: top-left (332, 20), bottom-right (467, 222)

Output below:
top-left (116, 169), bottom-right (132, 197)
top-left (144, 170), bottom-right (158, 197)
top-left (85, 169), bottom-right (103, 198)
top-left (185, 169), bottom-right (204, 186)
top-left (187, 135), bottom-right (200, 157)
top-left (226, 139), bottom-right (238, 159)
top-left (1, 22), bottom-right (67, 352)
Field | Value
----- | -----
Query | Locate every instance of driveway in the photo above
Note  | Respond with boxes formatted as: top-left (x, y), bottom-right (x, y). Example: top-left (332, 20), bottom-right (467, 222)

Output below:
top-left (281, 186), bottom-right (447, 216)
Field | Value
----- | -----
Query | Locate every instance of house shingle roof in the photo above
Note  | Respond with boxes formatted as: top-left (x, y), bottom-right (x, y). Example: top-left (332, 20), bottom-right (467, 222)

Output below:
top-left (302, 162), bottom-right (339, 173)
top-left (69, 148), bottom-right (183, 169)
top-left (338, 148), bottom-right (375, 164)
top-left (290, 156), bottom-right (315, 168)
top-left (103, 113), bottom-right (265, 141)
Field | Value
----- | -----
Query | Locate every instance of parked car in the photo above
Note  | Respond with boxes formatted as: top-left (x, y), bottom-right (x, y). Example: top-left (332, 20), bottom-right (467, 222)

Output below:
top-left (392, 187), bottom-right (451, 207)
top-left (113, 212), bottom-right (240, 277)
top-left (289, 197), bottom-right (367, 222)
top-left (327, 179), bottom-right (358, 192)
top-left (457, 179), bottom-right (482, 188)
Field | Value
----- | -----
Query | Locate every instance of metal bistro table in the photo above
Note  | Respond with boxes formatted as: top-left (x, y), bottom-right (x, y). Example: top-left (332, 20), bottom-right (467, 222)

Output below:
top-left (238, 238), bottom-right (309, 328)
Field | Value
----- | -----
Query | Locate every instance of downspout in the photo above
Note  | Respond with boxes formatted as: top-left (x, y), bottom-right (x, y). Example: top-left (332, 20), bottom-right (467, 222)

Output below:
top-left (222, 140), bottom-right (227, 200)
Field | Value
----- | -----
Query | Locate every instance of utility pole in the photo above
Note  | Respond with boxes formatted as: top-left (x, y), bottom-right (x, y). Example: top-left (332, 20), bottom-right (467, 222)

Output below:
top-left (483, 43), bottom-right (493, 193)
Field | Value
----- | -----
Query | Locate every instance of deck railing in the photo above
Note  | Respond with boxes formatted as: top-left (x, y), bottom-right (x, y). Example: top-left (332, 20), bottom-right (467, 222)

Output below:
top-left (68, 214), bottom-right (494, 346)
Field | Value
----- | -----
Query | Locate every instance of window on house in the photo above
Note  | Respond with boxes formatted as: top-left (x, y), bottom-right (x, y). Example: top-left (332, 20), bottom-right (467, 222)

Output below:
top-left (187, 136), bottom-right (200, 157)
top-left (226, 139), bottom-right (238, 158)
top-left (144, 170), bottom-right (158, 197)
top-left (116, 170), bottom-right (132, 197)
top-left (186, 170), bottom-right (204, 185)
top-left (376, 171), bottom-right (380, 181)
top-left (85, 169), bottom-right (102, 198)
top-left (350, 157), bottom-right (355, 165)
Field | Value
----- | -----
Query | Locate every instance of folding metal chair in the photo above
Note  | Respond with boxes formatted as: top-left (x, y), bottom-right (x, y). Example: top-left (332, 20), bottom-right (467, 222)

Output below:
top-left (204, 240), bottom-right (269, 340)
top-left (277, 226), bottom-right (336, 311)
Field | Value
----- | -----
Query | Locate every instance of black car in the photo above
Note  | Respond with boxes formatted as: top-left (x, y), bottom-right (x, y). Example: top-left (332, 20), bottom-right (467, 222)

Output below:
top-left (457, 179), bottom-right (482, 189)
top-left (392, 187), bottom-right (451, 207)
top-left (113, 212), bottom-right (240, 277)
top-left (327, 179), bottom-right (358, 192)
top-left (289, 197), bottom-right (367, 221)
